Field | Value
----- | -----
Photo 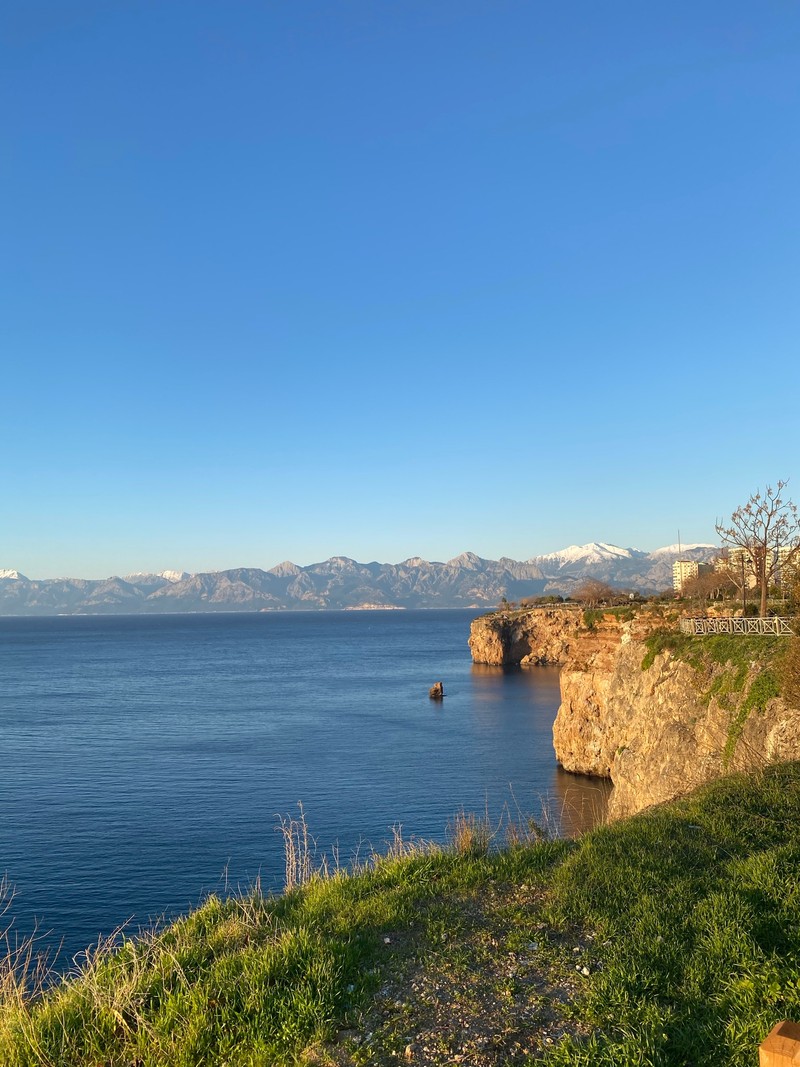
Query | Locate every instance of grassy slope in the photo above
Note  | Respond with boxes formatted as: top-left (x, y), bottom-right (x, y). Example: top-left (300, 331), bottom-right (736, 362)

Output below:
top-left (4, 764), bottom-right (800, 1066)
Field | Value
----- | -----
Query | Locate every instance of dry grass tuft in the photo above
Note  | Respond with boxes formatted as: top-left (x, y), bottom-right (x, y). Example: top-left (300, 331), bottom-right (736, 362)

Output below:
top-left (277, 802), bottom-right (319, 891)
top-left (446, 809), bottom-right (496, 856)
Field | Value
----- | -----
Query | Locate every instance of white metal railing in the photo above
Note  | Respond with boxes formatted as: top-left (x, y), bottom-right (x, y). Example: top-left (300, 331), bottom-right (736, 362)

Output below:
top-left (679, 616), bottom-right (796, 636)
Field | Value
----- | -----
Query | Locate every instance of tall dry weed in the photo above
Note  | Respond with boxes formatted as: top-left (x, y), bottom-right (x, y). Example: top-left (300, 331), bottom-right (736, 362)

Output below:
top-left (276, 802), bottom-right (334, 890)
top-left (446, 809), bottom-right (495, 856)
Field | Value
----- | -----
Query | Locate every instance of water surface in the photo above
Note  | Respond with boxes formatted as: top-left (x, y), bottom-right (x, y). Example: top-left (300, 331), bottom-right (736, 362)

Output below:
top-left (0, 610), bottom-right (608, 965)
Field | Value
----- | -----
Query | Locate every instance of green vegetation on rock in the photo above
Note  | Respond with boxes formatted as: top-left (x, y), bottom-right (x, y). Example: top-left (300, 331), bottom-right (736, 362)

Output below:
top-left (581, 605), bottom-right (638, 631)
top-left (779, 634), bottom-right (800, 708)
top-left (641, 630), bottom-right (786, 765)
top-left (722, 669), bottom-right (782, 766)
top-left (3, 766), bottom-right (800, 1065)
top-left (641, 631), bottom-right (783, 676)
top-left (640, 629), bottom-right (696, 671)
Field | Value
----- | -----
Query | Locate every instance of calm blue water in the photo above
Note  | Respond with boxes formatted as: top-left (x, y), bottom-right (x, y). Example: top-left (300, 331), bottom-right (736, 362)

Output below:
top-left (0, 610), bottom-right (607, 968)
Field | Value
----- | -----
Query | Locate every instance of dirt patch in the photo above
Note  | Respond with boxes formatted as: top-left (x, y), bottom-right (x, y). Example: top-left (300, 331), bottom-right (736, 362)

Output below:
top-left (309, 882), bottom-right (593, 1066)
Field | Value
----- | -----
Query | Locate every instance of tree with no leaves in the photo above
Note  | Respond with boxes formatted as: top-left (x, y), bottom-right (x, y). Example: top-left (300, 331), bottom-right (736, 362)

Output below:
top-left (715, 480), bottom-right (800, 617)
top-left (682, 568), bottom-right (736, 603)
top-left (571, 579), bottom-right (623, 607)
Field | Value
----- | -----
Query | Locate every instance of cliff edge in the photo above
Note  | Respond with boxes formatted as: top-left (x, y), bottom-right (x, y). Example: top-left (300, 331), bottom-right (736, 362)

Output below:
top-left (468, 605), bottom-right (585, 666)
top-left (470, 606), bottom-right (800, 819)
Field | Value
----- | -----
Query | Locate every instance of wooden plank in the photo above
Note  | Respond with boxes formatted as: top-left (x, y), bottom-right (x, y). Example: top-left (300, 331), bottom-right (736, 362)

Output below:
top-left (760, 1020), bottom-right (800, 1065)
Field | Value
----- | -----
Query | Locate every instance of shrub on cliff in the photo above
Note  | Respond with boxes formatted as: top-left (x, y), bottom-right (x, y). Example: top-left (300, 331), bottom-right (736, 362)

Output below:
top-left (640, 628), bottom-right (696, 670)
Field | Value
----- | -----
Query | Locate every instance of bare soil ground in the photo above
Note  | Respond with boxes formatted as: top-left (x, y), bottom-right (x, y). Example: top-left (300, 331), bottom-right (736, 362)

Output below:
top-left (307, 881), bottom-right (595, 1066)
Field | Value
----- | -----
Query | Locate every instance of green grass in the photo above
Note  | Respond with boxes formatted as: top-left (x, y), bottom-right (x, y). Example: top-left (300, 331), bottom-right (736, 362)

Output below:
top-left (543, 763), bottom-right (800, 1066)
top-left (700, 634), bottom-right (781, 672)
top-left (4, 766), bottom-right (800, 1065)
top-left (640, 629), bottom-right (696, 671)
top-left (641, 631), bottom-right (783, 676)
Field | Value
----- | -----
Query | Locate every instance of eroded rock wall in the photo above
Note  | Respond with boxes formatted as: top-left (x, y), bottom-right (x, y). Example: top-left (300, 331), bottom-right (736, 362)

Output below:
top-left (468, 608), bottom-right (585, 666)
top-left (556, 624), bottom-right (800, 819)
top-left (470, 605), bottom-right (800, 820)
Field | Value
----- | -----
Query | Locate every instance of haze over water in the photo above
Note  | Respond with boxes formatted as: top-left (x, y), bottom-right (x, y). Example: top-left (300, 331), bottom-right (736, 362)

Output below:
top-left (0, 610), bottom-right (607, 967)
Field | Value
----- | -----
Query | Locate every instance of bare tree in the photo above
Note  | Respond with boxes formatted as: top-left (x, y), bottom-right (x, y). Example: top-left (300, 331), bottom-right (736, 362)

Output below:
top-left (571, 579), bottom-right (622, 607)
top-left (682, 569), bottom-right (736, 604)
top-left (715, 481), bottom-right (800, 617)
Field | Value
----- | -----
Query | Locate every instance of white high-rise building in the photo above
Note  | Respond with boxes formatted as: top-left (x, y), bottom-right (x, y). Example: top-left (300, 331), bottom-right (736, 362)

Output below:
top-left (673, 559), bottom-right (714, 593)
top-left (673, 560), bottom-right (698, 592)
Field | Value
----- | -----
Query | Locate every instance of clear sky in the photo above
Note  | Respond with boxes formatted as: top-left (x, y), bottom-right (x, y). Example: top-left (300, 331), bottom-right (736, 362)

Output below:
top-left (3, 1), bottom-right (799, 578)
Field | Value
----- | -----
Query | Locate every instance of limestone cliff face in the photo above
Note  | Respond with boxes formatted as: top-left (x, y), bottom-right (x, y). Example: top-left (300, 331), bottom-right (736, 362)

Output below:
top-left (548, 611), bottom-right (667, 787)
top-left (470, 606), bottom-right (800, 820)
top-left (468, 607), bottom-right (585, 666)
top-left (579, 641), bottom-right (800, 819)
top-left (557, 621), bottom-right (800, 820)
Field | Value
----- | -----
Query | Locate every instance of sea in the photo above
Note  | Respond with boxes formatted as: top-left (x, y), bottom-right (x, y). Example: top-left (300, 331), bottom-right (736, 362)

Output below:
top-left (0, 609), bottom-right (609, 969)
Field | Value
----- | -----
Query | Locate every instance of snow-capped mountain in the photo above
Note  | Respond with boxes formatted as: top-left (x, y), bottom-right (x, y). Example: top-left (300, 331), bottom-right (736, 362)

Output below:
top-left (122, 570), bottom-right (189, 589)
top-left (530, 541), bottom-right (717, 594)
top-left (158, 570), bottom-right (189, 583)
top-left (0, 569), bottom-right (26, 581)
top-left (530, 542), bottom-right (646, 569)
top-left (648, 543), bottom-right (716, 557)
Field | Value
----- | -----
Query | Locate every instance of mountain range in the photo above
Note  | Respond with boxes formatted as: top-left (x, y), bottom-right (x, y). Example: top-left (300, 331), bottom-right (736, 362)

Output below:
top-left (0, 543), bottom-right (716, 615)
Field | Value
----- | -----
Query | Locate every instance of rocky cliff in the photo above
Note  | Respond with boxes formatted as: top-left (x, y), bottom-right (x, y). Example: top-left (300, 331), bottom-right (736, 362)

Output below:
top-left (470, 606), bottom-right (800, 820)
top-left (468, 606), bottom-right (585, 666)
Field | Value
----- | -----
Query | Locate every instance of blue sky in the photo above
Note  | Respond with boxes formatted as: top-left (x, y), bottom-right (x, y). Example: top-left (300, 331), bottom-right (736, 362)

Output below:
top-left (3, 1), bottom-right (799, 578)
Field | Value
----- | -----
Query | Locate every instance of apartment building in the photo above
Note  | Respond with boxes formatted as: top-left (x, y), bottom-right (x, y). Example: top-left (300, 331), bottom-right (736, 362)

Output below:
top-left (672, 559), bottom-right (713, 592)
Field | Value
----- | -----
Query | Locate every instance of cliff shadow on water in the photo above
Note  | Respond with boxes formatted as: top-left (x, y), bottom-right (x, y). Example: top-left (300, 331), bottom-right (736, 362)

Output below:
top-left (469, 660), bottom-right (611, 833)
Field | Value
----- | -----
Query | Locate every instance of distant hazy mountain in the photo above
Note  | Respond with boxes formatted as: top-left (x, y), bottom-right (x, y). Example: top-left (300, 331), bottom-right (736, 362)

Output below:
top-left (0, 543), bottom-right (716, 616)
top-left (123, 570), bottom-right (189, 587)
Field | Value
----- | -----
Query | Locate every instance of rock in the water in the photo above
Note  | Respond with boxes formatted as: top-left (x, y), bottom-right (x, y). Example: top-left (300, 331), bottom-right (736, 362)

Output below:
top-left (429, 681), bottom-right (445, 700)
